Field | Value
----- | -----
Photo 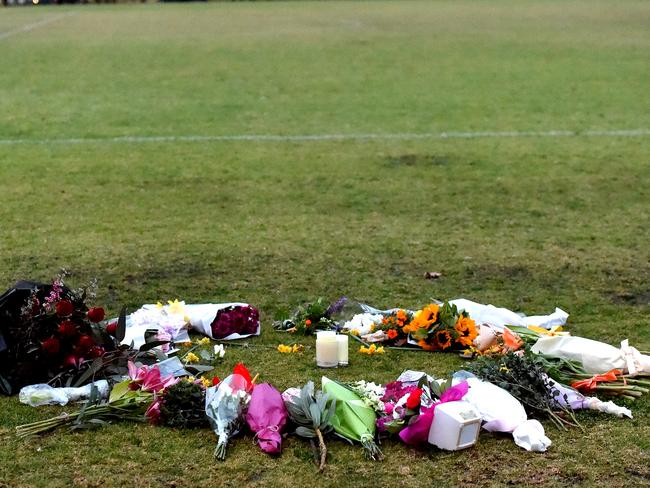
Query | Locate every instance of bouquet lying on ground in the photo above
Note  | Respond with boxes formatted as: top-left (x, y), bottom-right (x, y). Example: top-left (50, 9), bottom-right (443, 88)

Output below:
top-left (274, 297), bottom-right (346, 335)
top-left (283, 381), bottom-right (337, 471)
top-left (246, 383), bottom-right (288, 455)
top-left (0, 275), bottom-right (113, 394)
top-left (16, 362), bottom-right (177, 438)
top-left (205, 363), bottom-right (255, 460)
top-left (322, 376), bottom-right (382, 460)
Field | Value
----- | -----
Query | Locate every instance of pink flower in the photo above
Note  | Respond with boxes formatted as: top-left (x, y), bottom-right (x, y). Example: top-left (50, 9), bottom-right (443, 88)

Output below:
top-left (127, 361), bottom-right (178, 393)
top-left (145, 397), bottom-right (162, 424)
top-left (384, 403), bottom-right (394, 415)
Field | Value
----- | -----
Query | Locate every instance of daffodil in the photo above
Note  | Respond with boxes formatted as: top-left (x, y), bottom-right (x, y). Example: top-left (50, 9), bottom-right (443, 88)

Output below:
top-left (200, 377), bottom-right (212, 389)
top-left (197, 337), bottom-right (211, 346)
top-left (185, 352), bottom-right (200, 364)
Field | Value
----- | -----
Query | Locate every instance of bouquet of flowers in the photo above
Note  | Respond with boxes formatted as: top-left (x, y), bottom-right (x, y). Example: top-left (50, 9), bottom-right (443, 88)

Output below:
top-left (16, 362), bottom-right (177, 437)
top-left (274, 297), bottom-right (346, 335)
top-left (404, 302), bottom-right (478, 352)
top-left (205, 363), bottom-right (255, 460)
top-left (0, 275), bottom-right (111, 394)
top-left (158, 378), bottom-right (210, 429)
top-left (282, 381), bottom-right (336, 471)
top-left (321, 376), bottom-right (382, 460)
top-left (246, 383), bottom-right (288, 455)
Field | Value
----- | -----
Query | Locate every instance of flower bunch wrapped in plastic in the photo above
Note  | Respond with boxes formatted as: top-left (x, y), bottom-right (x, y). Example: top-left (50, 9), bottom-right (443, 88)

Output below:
top-left (205, 363), bottom-right (255, 460)
top-left (16, 362), bottom-right (177, 438)
top-left (211, 306), bottom-right (260, 340)
top-left (322, 376), bottom-right (382, 461)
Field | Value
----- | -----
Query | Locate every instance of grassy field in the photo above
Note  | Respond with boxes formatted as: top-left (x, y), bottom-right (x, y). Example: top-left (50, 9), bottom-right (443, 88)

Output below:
top-left (1, 1), bottom-right (649, 486)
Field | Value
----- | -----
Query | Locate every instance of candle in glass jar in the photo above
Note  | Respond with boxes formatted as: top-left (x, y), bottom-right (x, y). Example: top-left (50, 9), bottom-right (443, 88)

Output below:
top-left (316, 331), bottom-right (338, 368)
top-left (336, 334), bottom-right (349, 366)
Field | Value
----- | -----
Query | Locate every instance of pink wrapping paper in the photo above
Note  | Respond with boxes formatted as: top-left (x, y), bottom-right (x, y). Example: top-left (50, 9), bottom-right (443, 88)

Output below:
top-left (245, 383), bottom-right (288, 454)
top-left (399, 381), bottom-right (469, 446)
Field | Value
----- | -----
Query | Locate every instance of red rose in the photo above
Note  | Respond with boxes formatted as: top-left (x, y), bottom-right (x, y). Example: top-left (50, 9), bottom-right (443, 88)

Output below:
top-left (55, 300), bottom-right (74, 317)
top-left (405, 388), bottom-right (423, 410)
top-left (106, 321), bottom-right (118, 336)
top-left (212, 376), bottom-right (221, 386)
top-left (77, 334), bottom-right (95, 350)
top-left (58, 320), bottom-right (77, 337)
top-left (42, 337), bottom-right (60, 354)
top-left (87, 307), bottom-right (105, 323)
top-left (88, 346), bottom-right (104, 358)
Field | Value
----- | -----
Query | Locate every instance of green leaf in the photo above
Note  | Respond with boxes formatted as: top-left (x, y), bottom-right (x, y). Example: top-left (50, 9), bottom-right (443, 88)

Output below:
top-left (0, 374), bottom-right (12, 396)
top-left (109, 380), bottom-right (131, 402)
top-left (309, 402), bottom-right (321, 428)
top-left (73, 358), bottom-right (104, 388)
top-left (295, 426), bottom-right (316, 439)
top-left (116, 306), bottom-right (127, 343)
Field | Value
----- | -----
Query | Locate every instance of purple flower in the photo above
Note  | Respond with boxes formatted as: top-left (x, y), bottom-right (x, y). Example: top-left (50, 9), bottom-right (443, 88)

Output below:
top-left (325, 296), bottom-right (348, 318)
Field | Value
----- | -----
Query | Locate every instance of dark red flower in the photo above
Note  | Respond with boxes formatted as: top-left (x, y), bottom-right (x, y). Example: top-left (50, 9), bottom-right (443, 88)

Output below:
top-left (88, 346), bottom-right (104, 358)
top-left (106, 321), bottom-right (118, 336)
top-left (405, 388), bottom-right (423, 410)
top-left (55, 300), bottom-right (74, 317)
top-left (63, 354), bottom-right (81, 368)
top-left (212, 376), bottom-right (221, 386)
top-left (58, 320), bottom-right (77, 337)
top-left (77, 334), bottom-right (95, 350)
top-left (42, 337), bottom-right (60, 354)
top-left (87, 307), bottom-right (105, 323)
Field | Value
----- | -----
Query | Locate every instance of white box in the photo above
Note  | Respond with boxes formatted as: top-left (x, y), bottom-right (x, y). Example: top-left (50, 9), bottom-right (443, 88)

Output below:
top-left (428, 400), bottom-right (481, 451)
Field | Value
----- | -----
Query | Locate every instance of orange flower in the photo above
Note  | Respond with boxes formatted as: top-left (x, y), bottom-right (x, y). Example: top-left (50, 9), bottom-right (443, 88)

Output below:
top-left (455, 316), bottom-right (478, 347)
top-left (396, 310), bottom-right (407, 322)
top-left (418, 339), bottom-right (437, 351)
top-left (305, 319), bottom-right (312, 327)
top-left (387, 329), bottom-right (398, 340)
top-left (502, 327), bottom-right (524, 351)
top-left (434, 330), bottom-right (453, 350)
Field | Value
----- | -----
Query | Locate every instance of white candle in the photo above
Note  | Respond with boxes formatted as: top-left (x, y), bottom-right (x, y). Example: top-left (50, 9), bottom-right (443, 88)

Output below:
top-left (316, 331), bottom-right (338, 368)
top-left (336, 334), bottom-right (349, 366)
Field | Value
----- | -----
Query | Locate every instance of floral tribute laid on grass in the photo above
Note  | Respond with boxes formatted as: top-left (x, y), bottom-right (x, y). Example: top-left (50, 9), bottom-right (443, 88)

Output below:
top-left (2, 280), bottom-right (650, 471)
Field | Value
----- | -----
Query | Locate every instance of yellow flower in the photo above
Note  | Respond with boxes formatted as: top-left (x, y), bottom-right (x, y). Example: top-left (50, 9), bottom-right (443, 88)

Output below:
top-left (499, 366), bottom-right (510, 373)
top-left (197, 337), bottom-right (211, 346)
top-left (186, 376), bottom-right (196, 383)
top-left (185, 352), bottom-right (200, 364)
top-left (156, 301), bottom-right (164, 309)
top-left (370, 323), bottom-right (376, 332)
top-left (200, 377), bottom-right (211, 389)
top-left (291, 344), bottom-right (304, 353)
top-left (350, 329), bottom-right (360, 336)
top-left (359, 344), bottom-right (385, 355)
top-left (167, 299), bottom-right (185, 315)
top-left (277, 344), bottom-right (292, 353)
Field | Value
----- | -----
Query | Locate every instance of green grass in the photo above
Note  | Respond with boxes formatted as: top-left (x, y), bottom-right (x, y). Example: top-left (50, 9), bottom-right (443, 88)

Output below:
top-left (1, 1), bottom-right (649, 486)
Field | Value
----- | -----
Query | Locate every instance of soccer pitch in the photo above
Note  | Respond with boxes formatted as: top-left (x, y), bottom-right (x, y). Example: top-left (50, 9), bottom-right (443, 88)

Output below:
top-left (0, 1), bottom-right (649, 486)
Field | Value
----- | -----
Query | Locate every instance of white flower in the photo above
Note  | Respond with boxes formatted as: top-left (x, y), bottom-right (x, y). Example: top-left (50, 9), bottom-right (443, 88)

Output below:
top-left (214, 344), bottom-right (226, 358)
top-left (342, 313), bottom-right (383, 335)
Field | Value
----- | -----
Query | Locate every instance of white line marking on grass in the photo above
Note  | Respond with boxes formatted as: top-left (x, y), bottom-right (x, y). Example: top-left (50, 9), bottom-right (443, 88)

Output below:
top-left (0, 129), bottom-right (649, 146)
top-left (0, 13), bottom-right (75, 42)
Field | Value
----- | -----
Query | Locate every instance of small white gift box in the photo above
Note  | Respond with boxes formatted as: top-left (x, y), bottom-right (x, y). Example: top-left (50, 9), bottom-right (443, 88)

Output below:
top-left (428, 400), bottom-right (481, 451)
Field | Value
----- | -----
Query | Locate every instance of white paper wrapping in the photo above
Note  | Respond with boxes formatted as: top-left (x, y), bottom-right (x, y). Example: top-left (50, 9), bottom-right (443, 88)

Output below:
top-left (455, 376), bottom-right (551, 452)
top-left (120, 302), bottom-right (260, 349)
top-left (449, 298), bottom-right (568, 331)
top-left (531, 336), bottom-right (650, 375)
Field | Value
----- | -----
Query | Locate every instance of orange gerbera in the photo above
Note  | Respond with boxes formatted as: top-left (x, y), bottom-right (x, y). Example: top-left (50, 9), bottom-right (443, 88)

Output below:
top-left (434, 330), bottom-right (453, 350)
top-left (455, 316), bottom-right (478, 347)
top-left (387, 329), bottom-right (398, 340)
top-left (396, 310), bottom-right (407, 322)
